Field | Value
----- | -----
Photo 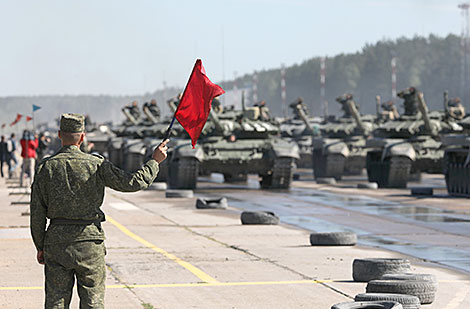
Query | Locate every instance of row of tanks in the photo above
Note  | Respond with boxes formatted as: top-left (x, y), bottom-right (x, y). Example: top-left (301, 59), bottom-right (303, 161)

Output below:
top-left (86, 87), bottom-right (469, 196)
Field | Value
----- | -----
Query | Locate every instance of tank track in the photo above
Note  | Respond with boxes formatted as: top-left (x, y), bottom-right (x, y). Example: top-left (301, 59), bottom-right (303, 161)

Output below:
top-left (445, 151), bottom-right (470, 196)
top-left (313, 150), bottom-right (345, 180)
top-left (169, 157), bottom-right (199, 189)
top-left (367, 154), bottom-right (411, 188)
top-left (260, 157), bottom-right (295, 189)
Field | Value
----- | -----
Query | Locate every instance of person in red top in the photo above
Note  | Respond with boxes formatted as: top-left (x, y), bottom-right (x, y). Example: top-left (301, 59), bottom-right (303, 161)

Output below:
top-left (20, 130), bottom-right (39, 187)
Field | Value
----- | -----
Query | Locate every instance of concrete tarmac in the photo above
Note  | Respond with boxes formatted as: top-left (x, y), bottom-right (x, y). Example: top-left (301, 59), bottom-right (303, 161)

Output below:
top-left (1, 176), bottom-right (469, 308)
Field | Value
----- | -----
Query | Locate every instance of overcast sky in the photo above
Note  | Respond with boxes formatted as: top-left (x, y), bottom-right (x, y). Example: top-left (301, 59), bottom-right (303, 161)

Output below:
top-left (0, 0), bottom-right (464, 96)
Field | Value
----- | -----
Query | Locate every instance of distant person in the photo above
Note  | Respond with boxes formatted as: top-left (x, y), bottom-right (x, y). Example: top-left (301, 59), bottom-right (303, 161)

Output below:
top-left (7, 133), bottom-right (18, 178)
top-left (20, 130), bottom-right (39, 187)
top-left (211, 96), bottom-right (223, 114)
top-left (0, 135), bottom-right (8, 178)
top-left (254, 100), bottom-right (272, 121)
top-left (143, 99), bottom-right (161, 122)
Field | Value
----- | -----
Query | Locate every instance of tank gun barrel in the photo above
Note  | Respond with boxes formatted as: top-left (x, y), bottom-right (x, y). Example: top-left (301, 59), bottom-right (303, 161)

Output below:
top-left (443, 90), bottom-right (449, 114)
top-left (241, 91), bottom-right (246, 111)
top-left (375, 95), bottom-right (381, 117)
top-left (290, 98), bottom-right (315, 135)
top-left (417, 92), bottom-right (437, 136)
top-left (208, 109), bottom-right (226, 135)
top-left (167, 99), bottom-right (177, 113)
top-left (345, 99), bottom-right (369, 135)
top-left (143, 105), bottom-right (158, 124)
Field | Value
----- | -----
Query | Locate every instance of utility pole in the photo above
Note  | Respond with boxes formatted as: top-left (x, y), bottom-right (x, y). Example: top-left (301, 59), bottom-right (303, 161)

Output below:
top-left (320, 57), bottom-right (326, 114)
top-left (281, 64), bottom-right (287, 117)
top-left (459, 3), bottom-right (470, 106)
top-left (391, 56), bottom-right (397, 101)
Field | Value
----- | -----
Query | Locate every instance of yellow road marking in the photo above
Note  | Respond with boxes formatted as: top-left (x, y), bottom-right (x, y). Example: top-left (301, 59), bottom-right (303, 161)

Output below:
top-left (106, 215), bottom-right (218, 284)
top-left (0, 280), bottom-right (332, 291)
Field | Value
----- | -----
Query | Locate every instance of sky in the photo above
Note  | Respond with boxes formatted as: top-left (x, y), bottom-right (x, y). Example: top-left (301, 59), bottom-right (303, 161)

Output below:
top-left (0, 0), bottom-right (465, 96)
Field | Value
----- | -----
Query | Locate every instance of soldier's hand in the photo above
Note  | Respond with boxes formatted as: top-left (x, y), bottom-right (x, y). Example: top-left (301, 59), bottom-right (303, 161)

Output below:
top-left (153, 139), bottom-right (169, 163)
top-left (37, 250), bottom-right (45, 265)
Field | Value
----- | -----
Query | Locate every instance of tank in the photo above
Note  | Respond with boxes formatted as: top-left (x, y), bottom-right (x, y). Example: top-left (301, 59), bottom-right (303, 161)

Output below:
top-left (192, 95), bottom-right (300, 189)
top-left (279, 98), bottom-right (321, 168)
top-left (441, 93), bottom-right (469, 196)
top-left (366, 88), bottom-right (464, 188)
top-left (312, 93), bottom-right (374, 179)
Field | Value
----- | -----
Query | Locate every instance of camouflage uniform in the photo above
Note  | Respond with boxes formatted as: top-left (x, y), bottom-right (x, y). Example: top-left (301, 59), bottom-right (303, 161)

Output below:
top-left (143, 100), bottom-right (161, 121)
top-left (30, 113), bottom-right (160, 308)
top-left (397, 87), bottom-right (419, 116)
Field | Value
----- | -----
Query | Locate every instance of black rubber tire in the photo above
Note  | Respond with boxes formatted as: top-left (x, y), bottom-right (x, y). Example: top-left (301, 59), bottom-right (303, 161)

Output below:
top-left (309, 232), bottom-right (357, 246)
top-left (366, 280), bottom-right (436, 304)
top-left (168, 157), bottom-right (199, 189)
top-left (260, 157), bottom-right (295, 189)
top-left (410, 187), bottom-right (433, 196)
top-left (240, 211), bottom-right (280, 225)
top-left (380, 273), bottom-right (436, 284)
top-left (331, 301), bottom-right (403, 309)
top-left (165, 190), bottom-right (194, 198)
top-left (353, 259), bottom-right (411, 282)
top-left (196, 197), bottom-right (228, 209)
top-left (354, 293), bottom-right (420, 309)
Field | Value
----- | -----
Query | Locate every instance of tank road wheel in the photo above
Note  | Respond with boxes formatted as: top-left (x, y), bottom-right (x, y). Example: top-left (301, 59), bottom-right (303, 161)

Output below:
top-left (168, 158), bottom-right (199, 189)
top-left (260, 157), bottom-right (295, 189)
top-left (223, 173), bottom-right (248, 183)
top-left (367, 153), bottom-right (411, 188)
top-left (313, 150), bottom-right (345, 180)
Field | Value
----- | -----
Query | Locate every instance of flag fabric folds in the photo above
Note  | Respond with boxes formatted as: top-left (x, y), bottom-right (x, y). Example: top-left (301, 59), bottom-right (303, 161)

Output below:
top-left (26, 116), bottom-right (33, 122)
top-left (175, 59), bottom-right (225, 148)
top-left (32, 104), bottom-right (41, 112)
top-left (10, 114), bottom-right (23, 126)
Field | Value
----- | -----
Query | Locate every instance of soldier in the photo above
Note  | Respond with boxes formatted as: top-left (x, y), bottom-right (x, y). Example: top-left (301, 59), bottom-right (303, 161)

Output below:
top-left (381, 100), bottom-right (400, 120)
top-left (254, 100), bottom-right (272, 121)
top-left (336, 93), bottom-right (359, 118)
top-left (446, 97), bottom-right (465, 120)
top-left (30, 113), bottom-right (168, 308)
top-left (397, 87), bottom-right (419, 116)
top-left (143, 99), bottom-right (161, 122)
top-left (211, 96), bottom-right (223, 114)
top-left (122, 100), bottom-right (141, 123)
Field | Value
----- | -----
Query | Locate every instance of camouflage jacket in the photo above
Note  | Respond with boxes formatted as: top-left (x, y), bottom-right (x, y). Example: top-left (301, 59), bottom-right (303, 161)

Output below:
top-left (30, 145), bottom-right (159, 251)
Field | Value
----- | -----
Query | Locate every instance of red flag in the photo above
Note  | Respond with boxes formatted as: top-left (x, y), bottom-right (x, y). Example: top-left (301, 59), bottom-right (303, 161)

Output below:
top-left (10, 114), bottom-right (23, 126)
top-left (175, 59), bottom-right (225, 148)
top-left (26, 116), bottom-right (33, 122)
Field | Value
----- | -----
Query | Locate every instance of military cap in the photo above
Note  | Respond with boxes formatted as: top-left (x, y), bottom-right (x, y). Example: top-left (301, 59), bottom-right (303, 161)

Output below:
top-left (60, 113), bottom-right (85, 133)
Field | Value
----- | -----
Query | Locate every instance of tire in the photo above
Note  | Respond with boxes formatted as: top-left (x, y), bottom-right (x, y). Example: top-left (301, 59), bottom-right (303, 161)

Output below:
top-left (168, 157), bottom-right (199, 189)
top-left (260, 157), bottom-right (295, 189)
top-left (165, 189), bottom-right (194, 198)
top-left (309, 232), bottom-right (357, 246)
top-left (331, 301), bottom-right (403, 309)
top-left (353, 259), bottom-right (411, 282)
top-left (196, 197), bottom-right (228, 209)
top-left (240, 211), bottom-right (280, 225)
top-left (380, 273), bottom-right (436, 284)
top-left (410, 187), bottom-right (433, 196)
top-left (366, 280), bottom-right (436, 304)
top-left (354, 294), bottom-right (420, 309)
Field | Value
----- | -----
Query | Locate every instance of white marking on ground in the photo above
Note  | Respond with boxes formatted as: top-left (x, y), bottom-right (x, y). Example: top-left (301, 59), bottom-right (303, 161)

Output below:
top-left (109, 202), bottom-right (139, 211)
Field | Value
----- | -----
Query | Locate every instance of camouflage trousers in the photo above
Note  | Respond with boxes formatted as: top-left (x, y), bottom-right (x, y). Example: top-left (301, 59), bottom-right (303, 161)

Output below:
top-left (44, 240), bottom-right (106, 309)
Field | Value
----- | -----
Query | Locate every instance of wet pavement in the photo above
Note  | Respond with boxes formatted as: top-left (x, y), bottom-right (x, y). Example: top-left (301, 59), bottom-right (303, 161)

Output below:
top-left (197, 173), bottom-right (470, 274)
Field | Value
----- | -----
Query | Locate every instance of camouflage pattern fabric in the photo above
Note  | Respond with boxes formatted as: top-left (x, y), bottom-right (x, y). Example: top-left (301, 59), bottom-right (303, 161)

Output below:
top-left (60, 113), bottom-right (85, 133)
top-left (44, 240), bottom-right (106, 309)
top-left (30, 144), bottom-right (159, 307)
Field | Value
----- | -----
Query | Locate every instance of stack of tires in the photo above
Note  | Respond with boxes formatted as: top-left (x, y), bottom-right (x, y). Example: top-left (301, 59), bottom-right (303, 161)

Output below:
top-left (331, 258), bottom-right (437, 308)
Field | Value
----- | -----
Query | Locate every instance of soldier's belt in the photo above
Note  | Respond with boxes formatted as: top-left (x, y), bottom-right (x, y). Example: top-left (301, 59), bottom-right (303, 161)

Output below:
top-left (50, 218), bottom-right (102, 226)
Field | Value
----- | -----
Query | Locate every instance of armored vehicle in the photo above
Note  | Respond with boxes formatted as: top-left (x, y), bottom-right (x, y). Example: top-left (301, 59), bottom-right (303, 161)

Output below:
top-left (441, 93), bottom-right (469, 196)
top-left (366, 88), bottom-right (463, 188)
top-left (279, 98), bottom-right (321, 168)
top-left (191, 96), bottom-right (299, 189)
top-left (312, 94), bottom-right (374, 180)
